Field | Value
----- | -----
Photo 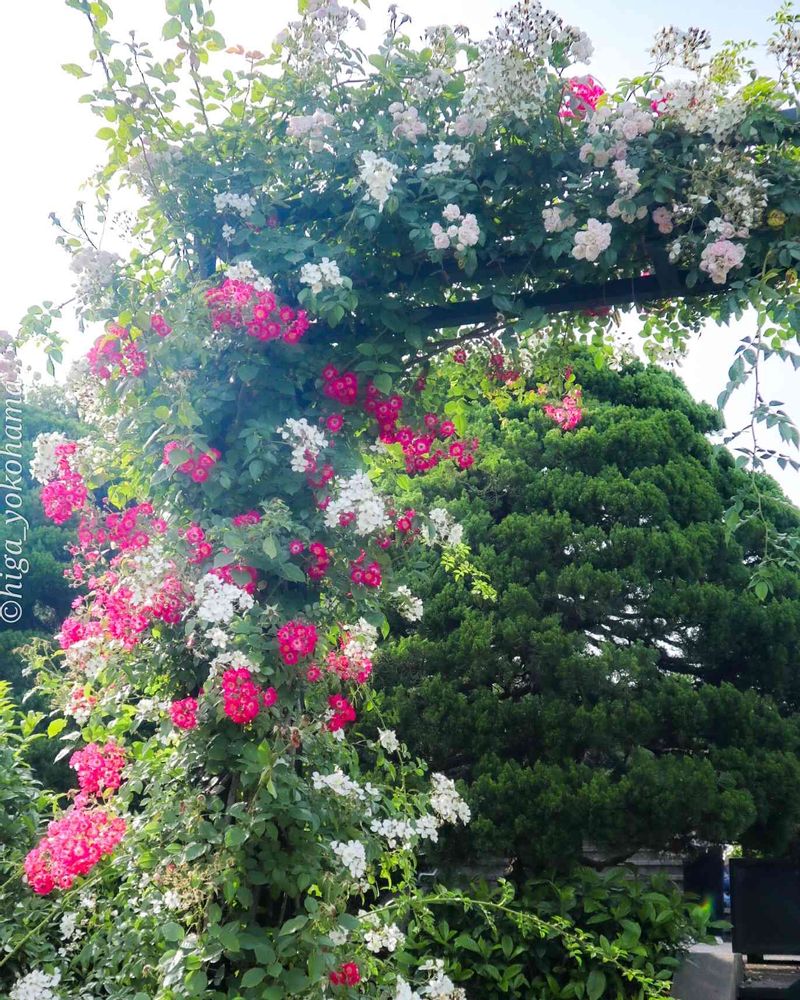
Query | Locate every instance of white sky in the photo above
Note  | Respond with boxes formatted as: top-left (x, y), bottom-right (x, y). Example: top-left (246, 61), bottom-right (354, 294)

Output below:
top-left (1, 0), bottom-right (797, 502)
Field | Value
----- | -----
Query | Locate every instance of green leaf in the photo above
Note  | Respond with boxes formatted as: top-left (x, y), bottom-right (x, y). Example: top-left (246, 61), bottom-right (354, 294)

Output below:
top-left (62, 63), bottom-right (89, 78)
top-left (279, 914), bottom-right (308, 936)
top-left (225, 826), bottom-right (247, 848)
top-left (280, 562), bottom-right (307, 583)
top-left (219, 923), bottom-right (241, 951)
top-left (163, 17), bottom-right (182, 39)
top-left (587, 968), bottom-right (606, 1000)
top-left (240, 968), bottom-right (266, 988)
top-left (185, 970), bottom-right (208, 995)
top-left (163, 921), bottom-right (185, 943)
top-left (373, 373), bottom-right (392, 394)
top-left (492, 294), bottom-right (516, 313)
top-left (308, 950), bottom-right (327, 981)
top-left (254, 941), bottom-right (276, 964)
top-left (617, 919), bottom-right (642, 948)
top-left (47, 718), bottom-right (67, 738)
top-left (327, 304), bottom-right (345, 327)
top-left (167, 448), bottom-right (191, 468)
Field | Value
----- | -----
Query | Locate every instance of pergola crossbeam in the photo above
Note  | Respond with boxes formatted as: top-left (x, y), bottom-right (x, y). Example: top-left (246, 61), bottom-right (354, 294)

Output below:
top-left (418, 271), bottom-right (721, 330)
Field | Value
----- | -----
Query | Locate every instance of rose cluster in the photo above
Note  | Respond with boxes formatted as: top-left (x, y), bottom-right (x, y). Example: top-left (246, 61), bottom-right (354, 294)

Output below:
top-left (699, 239), bottom-right (746, 284)
top-left (560, 75), bottom-right (605, 118)
top-left (544, 391), bottom-right (583, 430)
top-left (320, 366), bottom-right (478, 475)
top-left (25, 733), bottom-right (127, 895)
top-left (205, 278), bottom-right (310, 344)
top-left (322, 365), bottom-right (359, 406)
top-left (488, 352), bottom-right (521, 385)
top-left (231, 509), bottom-right (263, 527)
top-left (40, 442), bottom-right (89, 525)
top-left (163, 441), bottom-right (222, 483)
top-left (69, 741), bottom-right (126, 798)
top-left (150, 313), bottom-right (172, 337)
top-left (430, 203), bottom-right (480, 253)
top-left (24, 807), bottom-right (127, 895)
top-left (210, 558), bottom-right (259, 595)
top-left (221, 667), bottom-right (270, 724)
top-left (349, 552), bottom-right (382, 589)
top-left (324, 630), bottom-right (373, 684)
top-left (327, 694), bottom-right (357, 732)
top-left (76, 502), bottom-right (165, 557)
top-left (289, 539), bottom-right (331, 580)
top-left (358, 151), bottom-right (398, 211)
top-left (169, 696), bottom-right (199, 730)
top-left (65, 686), bottom-right (97, 726)
top-left (59, 588), bottom-right (148, 652)
top-left (366, 387), bottom-right (478, 474)
top-left (572, 218), bottom-right (613, 262)
top-left (183, 522), bottom-right (214, 564)
top-left (277, 620), bottom-right (319, 665)
top-left (279, 417), bottom-right (333, 487)
top-left (329, 962), bottom-right (360, 987)
top-left (60, 504), bottom-right (194, 651)
top-left (87, 323), bottom-right (147, 380)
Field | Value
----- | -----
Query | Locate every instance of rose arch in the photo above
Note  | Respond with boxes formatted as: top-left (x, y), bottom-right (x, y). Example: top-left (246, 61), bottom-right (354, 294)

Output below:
top-left (1, 1), bottom-right (799, 998)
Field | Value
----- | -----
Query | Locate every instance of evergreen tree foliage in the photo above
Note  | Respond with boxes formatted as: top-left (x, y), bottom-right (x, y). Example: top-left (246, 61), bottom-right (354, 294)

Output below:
top-left (379, 355), bottom-right (800, 871)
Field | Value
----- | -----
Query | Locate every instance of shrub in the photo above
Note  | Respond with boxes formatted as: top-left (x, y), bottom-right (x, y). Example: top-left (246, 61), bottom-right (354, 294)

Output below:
top-left (405, 868), bottom-right (714, 999)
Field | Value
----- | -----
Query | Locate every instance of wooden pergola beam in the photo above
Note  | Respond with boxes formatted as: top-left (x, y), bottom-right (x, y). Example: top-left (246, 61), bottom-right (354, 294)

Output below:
top-left (417, 270), bottom-right (721, 330)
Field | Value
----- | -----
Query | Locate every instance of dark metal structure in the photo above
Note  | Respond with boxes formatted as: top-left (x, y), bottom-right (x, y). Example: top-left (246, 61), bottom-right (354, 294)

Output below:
top-left (731, 859), bottom-right (800, 961)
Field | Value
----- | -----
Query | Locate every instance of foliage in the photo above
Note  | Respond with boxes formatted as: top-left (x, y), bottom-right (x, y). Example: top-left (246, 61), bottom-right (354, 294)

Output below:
top-left (403, 869), bottom-right (714, 999)
top-left (20, 0), bottom-right (800, 487)
top-left (0, 681), bottom-right (43, 855)
top-left (379, 353), bottom-right (800, 871)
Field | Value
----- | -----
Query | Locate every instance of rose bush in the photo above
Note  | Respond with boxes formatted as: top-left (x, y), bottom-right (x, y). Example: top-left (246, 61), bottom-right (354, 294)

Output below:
top-left (2, 0), bottom-right (799, 996)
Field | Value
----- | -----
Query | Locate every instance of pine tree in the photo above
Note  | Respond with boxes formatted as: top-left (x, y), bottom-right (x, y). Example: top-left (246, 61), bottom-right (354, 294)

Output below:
top-left (379, 355), bottom-right (800, 871)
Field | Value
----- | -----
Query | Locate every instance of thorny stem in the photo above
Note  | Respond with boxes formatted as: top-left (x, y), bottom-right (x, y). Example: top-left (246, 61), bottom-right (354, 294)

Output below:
top-left (84, 7), bottom-right (112, 86)
top-left (188, 43), bottom-right (222, 160)
top-left (746, 252), bottom-right (777, 562)
top-left (130, 44), bottom-right (182, 140)
top-left (750, 317), bottom-right (768, 559)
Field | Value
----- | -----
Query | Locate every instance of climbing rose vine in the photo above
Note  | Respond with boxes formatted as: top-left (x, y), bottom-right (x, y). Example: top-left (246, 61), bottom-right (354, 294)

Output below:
top-left (3, 0), bottom-right (798, 997)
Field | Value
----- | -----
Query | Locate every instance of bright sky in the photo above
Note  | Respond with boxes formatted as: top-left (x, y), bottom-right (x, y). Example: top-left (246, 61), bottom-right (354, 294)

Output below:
top-left (1, 0), bottom-right (797, 501)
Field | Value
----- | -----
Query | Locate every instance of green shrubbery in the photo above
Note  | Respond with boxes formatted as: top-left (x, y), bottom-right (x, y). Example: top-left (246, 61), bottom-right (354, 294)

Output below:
top-left (380, 355), bottom-right (800, 871)
top-left (0, 681), bottom-right (43, 860)
top-left (405, 868), bottom-right (714, 999)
